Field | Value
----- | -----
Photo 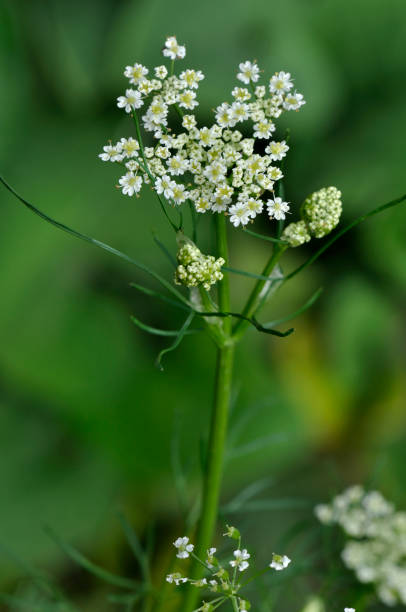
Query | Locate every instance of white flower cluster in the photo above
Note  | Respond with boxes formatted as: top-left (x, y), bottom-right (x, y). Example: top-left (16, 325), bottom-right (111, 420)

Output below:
top-left (281, 186), bottom-right (342, 247)
top-left (174, 242), bottom-right (225, 291)
top-left (166, 527), bottom-right (291, 611)
top-left (99, 36), bottom-right (306, 230)
top-left (315, 485), bottom-right (406, 606)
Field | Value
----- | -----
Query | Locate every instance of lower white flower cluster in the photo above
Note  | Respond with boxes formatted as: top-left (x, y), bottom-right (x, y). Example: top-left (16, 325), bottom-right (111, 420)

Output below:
top-left (281, 186), bottom-right (342, 247)
top-left (315, 485), bottom-right (406, 606)
top-left (167, 526), bottom-right (291, 611)
top-left (175, 242), bottom-right (225, 291)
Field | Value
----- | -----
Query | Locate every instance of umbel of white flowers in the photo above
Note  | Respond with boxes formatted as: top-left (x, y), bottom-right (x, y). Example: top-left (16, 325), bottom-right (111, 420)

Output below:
top-left (99, 35), bottom-right (307, 227)
top-left (316, 485), bottom-right (406, 606)
top-left (166, 527), bottom-right (291, 611)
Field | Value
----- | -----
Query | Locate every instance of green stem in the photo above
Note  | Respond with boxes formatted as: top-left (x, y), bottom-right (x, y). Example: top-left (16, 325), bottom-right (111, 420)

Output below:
top-left (216, 214), bottom-right (232, 335)
top-left (132, 112), bottom-right (179, 232)
top-left (180, 215), bottom-right (235, 612)
top-left (231, 596), bottom-right (239, 612)
top-left (232, 245), bottom-right (287, 341)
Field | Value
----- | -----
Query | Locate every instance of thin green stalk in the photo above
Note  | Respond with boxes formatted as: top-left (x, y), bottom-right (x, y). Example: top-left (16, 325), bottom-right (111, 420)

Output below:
top-left (180, 215), bottom-right (235, 612)
top-left (232, 245), bottom-right (287, 341)
top-left (132, 112), bottom-right (179, 232)
top-left (216, 214), bottom-right (232, 335)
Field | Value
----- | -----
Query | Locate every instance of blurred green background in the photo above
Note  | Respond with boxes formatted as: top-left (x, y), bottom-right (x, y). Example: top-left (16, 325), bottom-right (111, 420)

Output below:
top-left (1, 0), bottom-right (406, 609)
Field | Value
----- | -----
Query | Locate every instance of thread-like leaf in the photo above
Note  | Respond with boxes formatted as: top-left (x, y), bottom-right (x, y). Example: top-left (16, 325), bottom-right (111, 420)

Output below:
top-left (0, 176), bottom-right (190, 306)
top-left (263, 287), bottom-right (323, 328)
top-left (152, 233), bottom-right (177, 268)
top-left (226, 497), bottom-right (311, 513)
top-left (129, 282), bottom-right (189, 311)
top-left (223, 265), bottom-right (283, 282)
top-left (227, 433), bottom-right (285, 460)
top-left (223, 477), bottom-right (274, 513)
top-left (117, 513), bottom-right (149, 583)
top-left (44, 527), bottom-right (139, 590)
top-left (156, 312), bottom-right (195, 370)
top-left (197, 310), bottom-right (293, 337)
top-left (131, 315), bottom-right (200, 337)
top-left (284, 193), bottom-right (406, 281)
top-left (242, 227), bottom-right (288, 244)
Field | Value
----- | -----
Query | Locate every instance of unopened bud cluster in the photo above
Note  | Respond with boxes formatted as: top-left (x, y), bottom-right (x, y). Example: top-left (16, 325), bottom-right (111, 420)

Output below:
top-left (303, 186), bottom-right (342, 238)
top-left (281, 220), bottom-right (311, 247)
top-left (175, 243), bottom-right (225, 291)
top-left (282, 186), bottom-right (342, 247)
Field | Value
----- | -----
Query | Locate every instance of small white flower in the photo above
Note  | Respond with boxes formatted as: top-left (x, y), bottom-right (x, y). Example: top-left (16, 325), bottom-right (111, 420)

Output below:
top-left (267, 166), bottom-right (283, 181)
top-left (231, 102), bottom-right (250, 123)
top-left (99, 144), bottom-right (123, 162)
top-left (125, 159), bottom-right (139, 172)
top-left (232, 87), bottom-right (251, 102)
top-left (154, 65), bottom-right (168, 79)
top-left (155, 175), bottom-right (174, 199)
top-left (179, 89), bottom-right (198, 110)
top-left (215, 103), bottom-right (235, 128)
top-left (119, 137), bottom-right (140, 158)
top-left (283, 91), bottom-right (306, 110)
top-left (166, 572), bottom-right (188, 585)
top-left (267, 197), bottom-right (290, 220)
top-left (174, 536), bottom-right (194, 558)
top-left (269, 71), bottom-right (293, 94)
top-left (156, 146), bottom-right (170, 160)
top-left (138, 79), bottom-right (154, 95)
top-left (269, 553), bottom-right (291, 571)
top-left (195, 196), bottom-right (212, 213)
top-left (191, 578), bottom-right (207, 587)
top-left (163, 35), bottom-right (186, 60)
top-left (124, 63), bottom-right (148, 85)
top-left (180, 69), bottom-right (204, 89)
top-left (253, 120), bottom-right (275, 139)
top-left (117, 89), bottom-right (143, 113)
top-left (265, 140), bottom-right (289, 161)
top-left (182, 114), bottom-right (197, 130)
top-left (246, 198), bottom-right (263, 218)
top-left (167, 155), bottom-right (189, 176)
top-left (344, 608), bottom-right (355, 612)
top-left (237, 61), bottom-right (260, 85)
top-left (229, 548), bottom-right (250, 571)
top-left (172, 183), bottom-right (189, 204)
top-left (204, 161), bottom-right (227, 184)
top-left (118, 172), bottom-right (142, 196)
top-left (147, 98), bottom-right (168, 122)
top-left (215, 184), bottom-right (233, 203)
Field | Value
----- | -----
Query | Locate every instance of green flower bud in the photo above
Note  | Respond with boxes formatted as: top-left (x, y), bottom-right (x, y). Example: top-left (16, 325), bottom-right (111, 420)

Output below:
top-left (175, 243), bottom-right (224, 291)
top-left (223, 524), bottom-right (240, 540)
top-left (281, 220), bottom-right (311, 247)
top-left (302, 186), bottom-right (342, 238)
